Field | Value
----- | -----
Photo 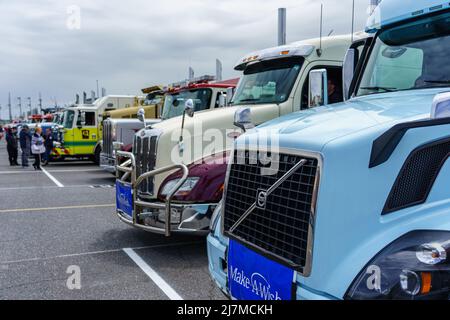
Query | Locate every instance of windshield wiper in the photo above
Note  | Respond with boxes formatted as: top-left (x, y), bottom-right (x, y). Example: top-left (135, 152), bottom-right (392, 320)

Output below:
top-left (360, 86), bottom-right (397, 93)
top-left (236, 98), bottom-right (260, 103)
top-left (423, 80), bottom-right (450, 84)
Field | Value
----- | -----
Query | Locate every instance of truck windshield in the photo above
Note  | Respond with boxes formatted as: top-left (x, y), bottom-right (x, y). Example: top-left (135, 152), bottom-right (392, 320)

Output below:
top-left (162, 89), bottom-right (212, 120)
top-left (63, 110), bottom-right (75, 129)
top-left (357, 11), bottom-right (450, 97)
top-left (231, 57), bottom-right (303, 105)
top-left (144, 93), bottom-right (163, 106)
top-left (55, 114), bottom-right (64, 126)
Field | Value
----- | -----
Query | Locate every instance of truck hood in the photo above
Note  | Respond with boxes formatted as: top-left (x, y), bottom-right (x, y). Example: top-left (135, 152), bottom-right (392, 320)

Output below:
top-left (149, 102), bottom-right (278, 132)
top-left (144, 102), bottom-right (280, 198)
top-left (236, 88), bottom-right (450, 299)
top-left (247, 88), bottom-right (444, 152)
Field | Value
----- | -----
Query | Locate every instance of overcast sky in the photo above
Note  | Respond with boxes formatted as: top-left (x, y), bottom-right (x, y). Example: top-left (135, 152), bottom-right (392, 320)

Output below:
top-left (0, 0), bottom-right (371, 119)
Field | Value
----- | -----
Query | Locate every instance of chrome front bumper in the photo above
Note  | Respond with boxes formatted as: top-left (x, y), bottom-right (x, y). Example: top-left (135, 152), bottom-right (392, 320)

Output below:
top-left (100, 153), bottom-right (116, 173)
top-left (115, 151), bottom-right (214, 236)
top-left (117, 202), bottom-right (216, 235)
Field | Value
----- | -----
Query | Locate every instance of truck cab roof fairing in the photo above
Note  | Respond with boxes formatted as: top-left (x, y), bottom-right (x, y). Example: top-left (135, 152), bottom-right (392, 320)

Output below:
top-left (366, 0), bottom-right (450, 33)
top-left (234, 43), bottom-right (315, 71)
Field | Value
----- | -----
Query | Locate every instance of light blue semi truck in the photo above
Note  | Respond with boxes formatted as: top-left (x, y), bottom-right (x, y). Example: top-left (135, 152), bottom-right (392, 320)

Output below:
top-left (208, 0), bottom-right (450, 300)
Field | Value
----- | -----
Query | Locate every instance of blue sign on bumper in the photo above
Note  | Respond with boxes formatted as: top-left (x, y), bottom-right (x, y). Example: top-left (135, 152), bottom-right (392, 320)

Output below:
top-left (116, 180), bottom-right (133, 219)
top-left (228, 240), bottom-right (295, 300)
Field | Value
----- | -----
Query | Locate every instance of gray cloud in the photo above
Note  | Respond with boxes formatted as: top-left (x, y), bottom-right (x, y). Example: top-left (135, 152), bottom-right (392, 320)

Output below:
top-left (0, 0), bottom-right (370, 119)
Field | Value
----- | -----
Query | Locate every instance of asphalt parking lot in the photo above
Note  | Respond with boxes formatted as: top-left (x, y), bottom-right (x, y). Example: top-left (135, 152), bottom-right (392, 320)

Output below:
top-left (0, 142), bottom-right (224, 300)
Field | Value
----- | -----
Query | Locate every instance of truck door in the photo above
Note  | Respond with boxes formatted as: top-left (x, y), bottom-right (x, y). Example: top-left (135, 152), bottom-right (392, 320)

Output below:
top-left (62, 110), bottom-right (76, 155)
top-left (74, 111), bottom-right (98, 155)
top-left (296, 63), bottom-right (343, 110)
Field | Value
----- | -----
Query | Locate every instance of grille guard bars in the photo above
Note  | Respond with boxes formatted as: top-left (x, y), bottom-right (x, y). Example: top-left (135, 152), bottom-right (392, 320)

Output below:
top-left (115, 150), bottom-right (189, 237)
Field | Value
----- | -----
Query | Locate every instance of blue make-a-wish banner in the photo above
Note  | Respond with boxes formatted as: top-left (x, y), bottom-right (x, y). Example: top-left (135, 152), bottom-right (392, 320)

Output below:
top-left (228, 240), bottom-right (295, 300)
top-left (116, 180), bottom-right (133, 218)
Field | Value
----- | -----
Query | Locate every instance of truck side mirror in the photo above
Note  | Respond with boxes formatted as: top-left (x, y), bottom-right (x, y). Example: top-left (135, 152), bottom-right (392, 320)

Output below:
top-left (308, 69), bottom-right (328, 108)
top-left (343, 48), bottom-right (356, 101)
top-left (226, 87), bottom-right (235, 106)
top-left (431, 92), bottom-right (450, 119)
top-left (78, 111), bottom-right (86, 128)
top-left (137, 108), bottom-right (147, 127)
top-left (184, 99), bottom-right (195, 118)
top-left (234, 107), bottom-right (254, 132)
top-left (218, 94), bottom-right (226, 108)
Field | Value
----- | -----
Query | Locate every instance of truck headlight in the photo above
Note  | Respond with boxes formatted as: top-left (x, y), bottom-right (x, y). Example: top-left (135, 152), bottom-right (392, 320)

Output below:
top-left (160, 177), bottom-right (200, 197)
top-left (346, 231), bottom-right (450, 300)
top-left (113, 141), bottom-right (124, 151)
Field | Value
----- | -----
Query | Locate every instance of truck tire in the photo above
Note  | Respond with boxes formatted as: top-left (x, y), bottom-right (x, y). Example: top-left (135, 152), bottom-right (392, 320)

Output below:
top-left (93, 146), bottom-right (101, 165)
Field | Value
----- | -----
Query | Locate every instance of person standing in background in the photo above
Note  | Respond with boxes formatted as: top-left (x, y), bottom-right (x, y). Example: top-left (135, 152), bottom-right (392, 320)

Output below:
top-left (0, 125), bottom-right (4, 141)
top-left (19, 125), bottom-right (32, 168)
top-left (31, 127), bottom-right (45, 170)
top-left (6, 127), bottom-right (19, 166)
top-left (42, 128), bottom-right (53, 166)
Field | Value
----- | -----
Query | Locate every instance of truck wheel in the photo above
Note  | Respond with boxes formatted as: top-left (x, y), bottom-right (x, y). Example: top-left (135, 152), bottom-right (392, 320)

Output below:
top-left (93, 146), bottom-right (101, 165)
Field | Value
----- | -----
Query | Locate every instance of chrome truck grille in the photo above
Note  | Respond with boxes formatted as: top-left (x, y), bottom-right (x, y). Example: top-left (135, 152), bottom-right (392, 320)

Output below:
top-left (103, 120), bottom-right (113, 157)
top-left (223, 149), bottom-right (320, 275)
top-left (133, 132), bottom-right (159, 197)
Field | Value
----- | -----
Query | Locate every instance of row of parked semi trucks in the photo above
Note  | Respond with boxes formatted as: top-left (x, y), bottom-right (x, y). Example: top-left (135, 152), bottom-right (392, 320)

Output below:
top-left (57, 0), bottom-right (450, 300)
top-left (41, 77), bottom-right (239, 165)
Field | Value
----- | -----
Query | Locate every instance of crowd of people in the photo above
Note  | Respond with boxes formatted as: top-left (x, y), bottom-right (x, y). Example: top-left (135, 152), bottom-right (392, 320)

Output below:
top-left (1, 124), bottom-right (54, 170)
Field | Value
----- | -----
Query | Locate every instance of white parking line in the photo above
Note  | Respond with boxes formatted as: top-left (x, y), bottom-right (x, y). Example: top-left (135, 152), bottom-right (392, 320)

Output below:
top-left (0, 171), bottom-right (41, 174)
top-left (123, 248), bottom-right (183, 300)
top-left (0, 203), bottom-right (115, 214)
top-left (41, 167), bottom-right (64, 188)
top-left (0, 241), bottom-right (201, 265)
top-left (47, 169), bottom-right (104, 173)
top-left (0, 184), bottom-right (110, 191)
top-left (0, 169), bottom-right (103, 174)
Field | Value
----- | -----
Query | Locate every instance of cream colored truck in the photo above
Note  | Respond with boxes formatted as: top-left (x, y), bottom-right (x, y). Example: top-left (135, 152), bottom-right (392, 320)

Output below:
top-left (116, 35), bottom-right (357, 236)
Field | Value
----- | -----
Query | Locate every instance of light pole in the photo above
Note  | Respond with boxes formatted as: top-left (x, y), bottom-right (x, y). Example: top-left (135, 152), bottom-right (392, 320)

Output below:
top-left (8, 92), bottom-right (12, 121)
top-left (17, 97), bottom-right (22, 119)
top-left (27, 97), bottom-right (32, 116)
top-left (38, 93), bottom-right (42, 114)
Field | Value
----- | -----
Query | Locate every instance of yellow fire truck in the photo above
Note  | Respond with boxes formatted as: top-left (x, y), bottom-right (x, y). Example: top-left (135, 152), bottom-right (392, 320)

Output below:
top-left (54, 95), bottom-right (144, 164)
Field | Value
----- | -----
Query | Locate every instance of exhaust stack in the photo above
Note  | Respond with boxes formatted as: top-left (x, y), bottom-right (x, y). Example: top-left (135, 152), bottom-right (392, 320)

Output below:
top-left (216, 59), bottom-right (223, 81)
top-left (278, 8), bottom-right (287, 46)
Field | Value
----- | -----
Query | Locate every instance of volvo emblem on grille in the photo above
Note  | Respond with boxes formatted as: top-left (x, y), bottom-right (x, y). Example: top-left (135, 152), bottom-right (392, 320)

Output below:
top-left (229, 159), bottom-right (308, 234)
top-left (256, 189), bottom-right (267, 209)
